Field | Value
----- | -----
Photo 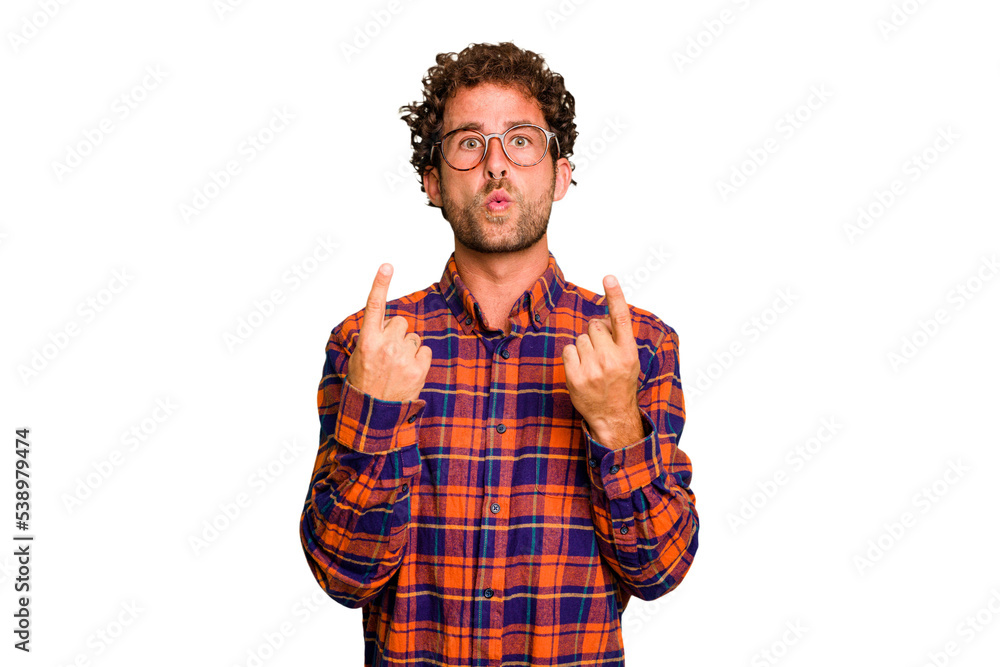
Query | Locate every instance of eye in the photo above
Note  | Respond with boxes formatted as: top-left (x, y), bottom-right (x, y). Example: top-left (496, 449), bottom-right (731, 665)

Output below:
top-left (509, 135), bottom-right (531, 147)
top-left (459, 137), bottom-right (481, 150)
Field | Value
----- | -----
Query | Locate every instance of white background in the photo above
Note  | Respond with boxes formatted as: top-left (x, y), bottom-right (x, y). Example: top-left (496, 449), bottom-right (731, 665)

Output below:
top-left (2, 1), bottom-right (999, 665)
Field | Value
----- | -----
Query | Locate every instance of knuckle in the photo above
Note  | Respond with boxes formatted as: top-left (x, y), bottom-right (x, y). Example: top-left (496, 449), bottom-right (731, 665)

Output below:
top-left (405, 366), bottom-right (424, 385)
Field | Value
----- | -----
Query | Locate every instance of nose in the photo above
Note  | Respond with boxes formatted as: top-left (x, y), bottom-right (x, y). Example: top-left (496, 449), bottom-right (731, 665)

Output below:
top-left (484, 135), bottom-right (508, 179)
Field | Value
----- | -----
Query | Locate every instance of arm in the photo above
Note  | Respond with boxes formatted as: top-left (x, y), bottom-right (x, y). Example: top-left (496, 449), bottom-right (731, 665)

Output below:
top-left (583, 327), bottom-right (699, 601)
top-left (299, 325), bottom-right (426, 609)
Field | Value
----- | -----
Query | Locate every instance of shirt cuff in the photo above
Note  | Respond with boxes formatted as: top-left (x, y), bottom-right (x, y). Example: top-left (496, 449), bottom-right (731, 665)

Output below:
top-left (583, 406), bottom-right (662, 499)
top-left (333, 378), bottom-right (427, 454)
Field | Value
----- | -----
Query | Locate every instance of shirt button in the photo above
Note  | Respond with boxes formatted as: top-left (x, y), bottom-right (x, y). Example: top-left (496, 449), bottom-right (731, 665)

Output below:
top-left (588, 458), bottom-right (598, 468)
top-left (401, 483), bottom-right (408, 494)
top-left (500, 349), bottom-right (509, 359)
top-left (407, 414), bottom-right (417, 423)
top-left (609, 464), bottom-right (620, 474)
top-left (490, 502), bottom-right (500, 514)
top-left (534, 313), bottom-right (541, 322)
top-left (496, 423), bottom-right (506, 434)
top-left (483, 588), bottom-right (494, 599)
top-left (465, 317), bottom-right (473, 325)
top-left (620, 524), bottom-right (628, 535)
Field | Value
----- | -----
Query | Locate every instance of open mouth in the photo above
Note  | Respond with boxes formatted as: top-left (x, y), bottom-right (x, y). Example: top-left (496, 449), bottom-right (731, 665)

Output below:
top-left (485, 190), bottom-right (512, 214)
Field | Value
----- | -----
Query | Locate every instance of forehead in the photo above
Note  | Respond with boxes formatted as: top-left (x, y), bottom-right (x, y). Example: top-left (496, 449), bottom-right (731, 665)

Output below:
top-left (441, 82), bottom-right (546, 132)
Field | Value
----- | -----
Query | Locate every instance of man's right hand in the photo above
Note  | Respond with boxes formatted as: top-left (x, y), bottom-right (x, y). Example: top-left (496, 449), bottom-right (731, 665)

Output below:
top-left (346, 263), bottom-right (432, 403)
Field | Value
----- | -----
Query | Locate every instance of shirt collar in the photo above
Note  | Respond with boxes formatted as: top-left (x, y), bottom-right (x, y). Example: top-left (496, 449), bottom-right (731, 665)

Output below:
top-left (437, 250), bottom-right (566, 335)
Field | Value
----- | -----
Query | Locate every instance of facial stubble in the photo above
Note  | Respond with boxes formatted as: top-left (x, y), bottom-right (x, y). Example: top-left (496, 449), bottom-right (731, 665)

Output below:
top-left (439, 168), bottom-right (557, 254)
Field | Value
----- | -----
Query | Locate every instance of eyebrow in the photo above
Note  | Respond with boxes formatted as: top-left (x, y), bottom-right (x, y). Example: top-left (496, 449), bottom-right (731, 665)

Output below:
top-left (447, 119), bottom-right (539, 133)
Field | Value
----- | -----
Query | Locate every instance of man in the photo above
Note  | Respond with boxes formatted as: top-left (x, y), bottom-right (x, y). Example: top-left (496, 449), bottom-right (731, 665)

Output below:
top-left (299, 42), bottom-right (698, 667)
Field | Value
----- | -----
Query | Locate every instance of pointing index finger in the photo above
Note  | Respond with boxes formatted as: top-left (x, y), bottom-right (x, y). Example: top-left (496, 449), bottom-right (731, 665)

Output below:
top-left (603, 274), bottom-right (634, 348)
top-left (362, 263), bottom-right (392, 333)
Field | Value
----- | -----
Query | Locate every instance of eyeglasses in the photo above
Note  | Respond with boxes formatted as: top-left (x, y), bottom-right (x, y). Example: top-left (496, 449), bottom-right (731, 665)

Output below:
top-left (431, 123), bottom-right (560, 171)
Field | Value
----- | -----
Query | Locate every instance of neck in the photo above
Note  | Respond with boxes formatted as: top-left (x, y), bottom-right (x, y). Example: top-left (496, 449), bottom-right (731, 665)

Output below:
top-left (454, 238), bottom-right (549, 331)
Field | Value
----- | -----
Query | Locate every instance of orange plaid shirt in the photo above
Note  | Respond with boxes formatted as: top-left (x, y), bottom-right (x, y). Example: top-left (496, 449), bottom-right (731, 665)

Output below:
top-left (300, 250), bottom-right (699, 666)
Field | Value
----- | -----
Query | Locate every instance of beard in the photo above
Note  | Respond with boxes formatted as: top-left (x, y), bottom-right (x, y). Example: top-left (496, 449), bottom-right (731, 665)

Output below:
top-left (439, 172), bottom-right (555, 254)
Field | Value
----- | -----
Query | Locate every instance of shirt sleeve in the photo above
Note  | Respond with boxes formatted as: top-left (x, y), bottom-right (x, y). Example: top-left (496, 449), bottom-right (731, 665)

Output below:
top-left (299, 324), bottom-right (427, 609)
top-left (581, 326), bottom-right (699, 602)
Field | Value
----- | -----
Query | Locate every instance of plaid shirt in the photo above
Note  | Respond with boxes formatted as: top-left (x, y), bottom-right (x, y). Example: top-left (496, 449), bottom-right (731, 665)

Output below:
top-left (300, 250), bottom-right (699, 667)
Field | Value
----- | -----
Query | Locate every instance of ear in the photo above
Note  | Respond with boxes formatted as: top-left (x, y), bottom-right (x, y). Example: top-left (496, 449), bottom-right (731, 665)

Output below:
top-left (423, 165), bottom-right (443, 207)
top-left (552, 156), bottom-right (573, 202)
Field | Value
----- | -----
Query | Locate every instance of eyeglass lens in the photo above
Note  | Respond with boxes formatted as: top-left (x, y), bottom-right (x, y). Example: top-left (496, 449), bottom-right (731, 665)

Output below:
top-left (441, 126), bottom-right (548, 169)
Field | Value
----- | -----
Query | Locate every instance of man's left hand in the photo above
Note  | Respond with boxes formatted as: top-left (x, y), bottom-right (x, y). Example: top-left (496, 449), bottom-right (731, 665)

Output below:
top-left (561, 275), bottom-right (643, 448)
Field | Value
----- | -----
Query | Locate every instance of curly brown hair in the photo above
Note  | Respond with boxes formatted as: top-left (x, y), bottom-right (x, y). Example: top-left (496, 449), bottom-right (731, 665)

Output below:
top-left (398, 42), bottom-right (578, 203)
